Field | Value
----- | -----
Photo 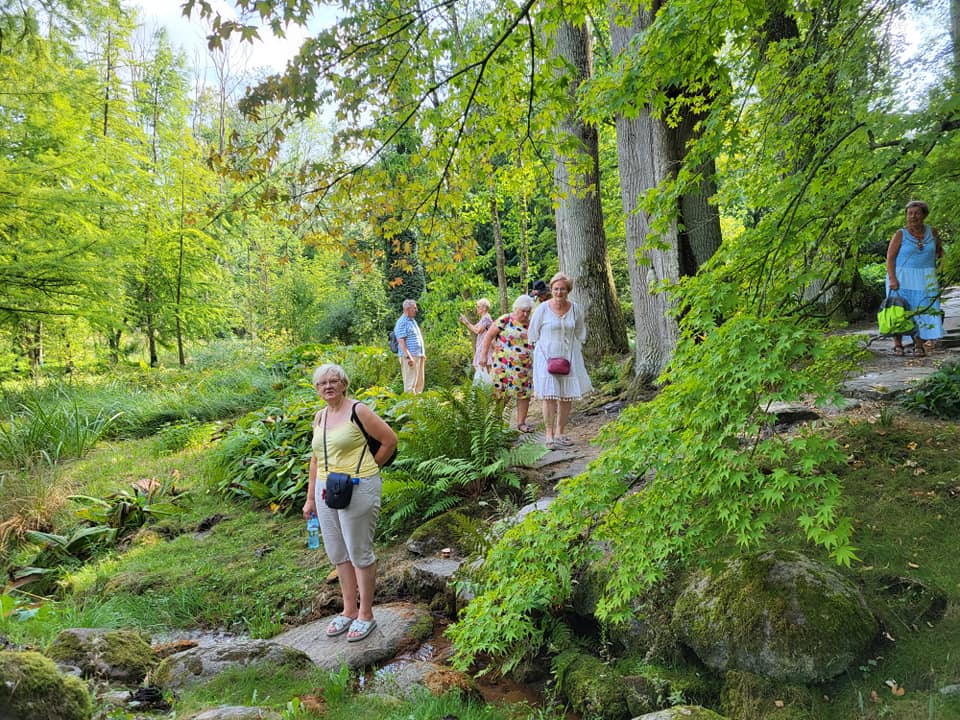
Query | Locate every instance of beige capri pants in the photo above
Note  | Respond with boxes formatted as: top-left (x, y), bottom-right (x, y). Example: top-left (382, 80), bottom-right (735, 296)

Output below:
top-left (314, 473), bottom-right (382, 568)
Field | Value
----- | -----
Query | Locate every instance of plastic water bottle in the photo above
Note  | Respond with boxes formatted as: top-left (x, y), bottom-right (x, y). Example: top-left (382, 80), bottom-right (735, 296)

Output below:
top-left (306, 513), bottom-right (320, 550)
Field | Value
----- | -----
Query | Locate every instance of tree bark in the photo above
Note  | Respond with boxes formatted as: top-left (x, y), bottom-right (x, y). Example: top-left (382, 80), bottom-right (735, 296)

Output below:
top-left (610, 2), bottom-right (681, 381)
top-left (952, 0), bottom-right (960, 80)
top-left (491, 195), bottom-right (509, 313)
top-left (550, 19), bottom-right (629, 363)
top-left (669, 109), bottom-right (722, 277)
top-left (610, 1), bottom-right (722, 381)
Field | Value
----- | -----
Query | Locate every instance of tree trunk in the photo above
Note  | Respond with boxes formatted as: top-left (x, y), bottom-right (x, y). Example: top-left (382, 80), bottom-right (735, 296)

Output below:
top-left (550, 19), bottom-right (629, 363)
top-left (610, 1), bottom-right (723, 380)
top-left (107, 328), bottom-right (122, 365)
top-left (145, 283), bottom-right (158, 367)
top-left (519, 189), bottom-right (529, 289)
top-left (176, 170), bottom-right (186, 367)
top-left (669, 107), bottom-right (722, 277)
top-left (491, 195), bottom-right (509, 313)
top-left (952, 0), bottom-right (960, 80)
top-left (610, 2), bottom-right (681, 382)
top-left (20, 320), bottom-right (44, 372)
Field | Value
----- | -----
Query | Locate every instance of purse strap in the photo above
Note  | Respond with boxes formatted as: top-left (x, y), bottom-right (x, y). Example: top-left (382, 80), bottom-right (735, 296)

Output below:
top-left (322, 408), bottom-right (366, 476)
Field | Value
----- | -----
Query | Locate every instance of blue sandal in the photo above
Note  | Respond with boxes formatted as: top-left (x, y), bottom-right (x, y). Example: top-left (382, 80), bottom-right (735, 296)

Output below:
top-left (326, 614), bottom-right (354, 637)
top-left (347, 617), bottom-right (377, 642)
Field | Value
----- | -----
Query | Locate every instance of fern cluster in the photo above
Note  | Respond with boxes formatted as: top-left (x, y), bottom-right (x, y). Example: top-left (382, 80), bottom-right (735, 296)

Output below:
top-left (377, 383), bottom-right (546, 539)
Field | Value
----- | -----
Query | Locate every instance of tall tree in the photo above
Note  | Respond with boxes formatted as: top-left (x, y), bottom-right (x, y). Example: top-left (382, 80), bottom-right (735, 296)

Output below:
top-left (548, 16), bottom-right (629, 361)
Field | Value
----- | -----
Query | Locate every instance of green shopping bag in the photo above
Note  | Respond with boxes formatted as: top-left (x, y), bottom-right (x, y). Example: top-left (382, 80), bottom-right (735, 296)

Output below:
top-left (877, 293), bottom-right (914, 335)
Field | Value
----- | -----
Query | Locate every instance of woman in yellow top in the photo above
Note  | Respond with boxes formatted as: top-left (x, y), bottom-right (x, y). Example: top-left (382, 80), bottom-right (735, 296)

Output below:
top-left (302, 363), bottom-right (398, 642)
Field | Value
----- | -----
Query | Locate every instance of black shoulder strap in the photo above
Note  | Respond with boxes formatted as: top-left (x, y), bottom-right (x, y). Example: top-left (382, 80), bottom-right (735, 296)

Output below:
top-left (325, 405), bottom-right (366, 475)
top-left (352, 401), bottom-right (379, 447)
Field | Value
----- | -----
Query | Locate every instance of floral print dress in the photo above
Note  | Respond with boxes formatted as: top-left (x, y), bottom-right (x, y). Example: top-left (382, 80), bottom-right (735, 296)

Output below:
top-left (490, 313), bottom-right (533, 400)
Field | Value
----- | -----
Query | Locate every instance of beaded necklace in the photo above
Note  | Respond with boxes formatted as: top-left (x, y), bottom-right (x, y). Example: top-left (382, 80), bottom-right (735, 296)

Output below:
top-left (905, 225), bottom-right (926, 251)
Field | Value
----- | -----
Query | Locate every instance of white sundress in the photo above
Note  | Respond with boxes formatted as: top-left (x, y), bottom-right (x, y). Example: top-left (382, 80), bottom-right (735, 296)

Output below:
top-left (528, 301), bottom-right (593, 401)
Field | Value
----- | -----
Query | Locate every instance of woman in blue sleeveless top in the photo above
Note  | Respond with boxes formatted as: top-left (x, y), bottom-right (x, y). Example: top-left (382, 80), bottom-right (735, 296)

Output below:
top-left (885, 200), bottom-right (944, 355)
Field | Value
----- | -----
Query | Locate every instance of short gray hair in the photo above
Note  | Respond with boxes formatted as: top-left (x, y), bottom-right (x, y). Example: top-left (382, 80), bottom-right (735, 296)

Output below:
top-left (477, 298), bottom-right (491, 311)
top-left (512, 294), bottom-right (535, 312)
top-left (905, 200), bottom-right (929, 217)
top-left (402, 299), bottom-right (418, 310)
top-left (312, 363), bottom-right (349, 388)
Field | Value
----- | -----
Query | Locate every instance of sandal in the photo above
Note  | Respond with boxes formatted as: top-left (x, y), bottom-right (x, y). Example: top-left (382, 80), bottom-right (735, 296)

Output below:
top-left (545, 439), bottom-right (557, 450)
top-left (554, 436), bottom-right (574, 447)
top-left (517, 423), bottom-right (535, 433)
top-left (893, 345), bottom-right (904, 356)
top-left (347, 617), bottom-right (377, 642)
top-left (913, 343), bottom-right (926, 357)
top-left (326, 614), bottom-right (355, 637)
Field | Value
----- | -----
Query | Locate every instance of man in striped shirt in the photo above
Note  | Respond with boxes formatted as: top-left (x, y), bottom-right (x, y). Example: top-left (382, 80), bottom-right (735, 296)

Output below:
top-left (393, 299), bottom-right (426, 394)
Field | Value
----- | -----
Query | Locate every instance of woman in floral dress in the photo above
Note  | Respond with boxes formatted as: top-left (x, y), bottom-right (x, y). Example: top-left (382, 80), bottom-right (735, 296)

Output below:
top-left (480, 294), bottom-right (536, 432)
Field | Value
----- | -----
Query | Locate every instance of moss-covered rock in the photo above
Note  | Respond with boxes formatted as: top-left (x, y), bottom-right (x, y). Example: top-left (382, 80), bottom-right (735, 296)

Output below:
top-left (633, 706), bottom-right (727, 719)
top-left (614, 659), bottom-right (721, 715)
top-left (672, 550), bottom-right (877, 683)
top-left (553, 649), bottom-right (631, 720)
top-left (0, 650), bottom-right (93, 720)
top-left (404, 509), bottom-right (482, 557)
top-left (720, 670), bottom-right (816, 719)
top-left (46, 628), bottom-right (156, 684)
top-left (153, 640), bottom-right (311, 690)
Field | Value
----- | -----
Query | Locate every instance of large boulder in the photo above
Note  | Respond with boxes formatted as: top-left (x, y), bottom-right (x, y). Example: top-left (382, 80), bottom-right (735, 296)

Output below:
top-left (406, 557), bottom-right (464, 615)
top-left (673, 550), bottom-right (877, 683)
top-left (272, 602), bottom-right (433, 671)
top-left (0, 650), bottom-right (93, 720)
top-left (554, 650), bottom-right (630, 720)
top-left (46, 628), bottom-right (156, 684)
top-left (152, 640), bottom-right (311, 690)
top-left (404, 509), bottom-right (482, 557)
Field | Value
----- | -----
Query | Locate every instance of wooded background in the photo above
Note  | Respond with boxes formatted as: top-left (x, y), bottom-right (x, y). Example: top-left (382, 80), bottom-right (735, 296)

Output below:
top-left (2, 0), bottom-right (957, 380)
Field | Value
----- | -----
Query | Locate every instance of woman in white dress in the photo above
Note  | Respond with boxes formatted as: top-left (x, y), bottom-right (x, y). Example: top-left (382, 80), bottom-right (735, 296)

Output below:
top-left (528, 272), bottom-right (592, 449)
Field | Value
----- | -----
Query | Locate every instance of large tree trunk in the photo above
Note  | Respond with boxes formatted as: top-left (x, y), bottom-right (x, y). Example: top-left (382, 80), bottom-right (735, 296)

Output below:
top-left (610, 3), bottom-right (681, 381)
top-left (550, 20), bottom-right (629, 363)
top-left (610, 1), bottom-right (722, 381)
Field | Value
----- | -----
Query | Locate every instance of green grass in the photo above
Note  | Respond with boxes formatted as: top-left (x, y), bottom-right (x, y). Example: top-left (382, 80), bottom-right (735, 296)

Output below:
top-left (175, 661), bottom-right (557, 720)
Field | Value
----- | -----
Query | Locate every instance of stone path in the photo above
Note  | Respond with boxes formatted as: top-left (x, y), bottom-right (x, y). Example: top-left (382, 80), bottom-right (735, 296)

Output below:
top-left (840, 285), bottom-right (960, 399)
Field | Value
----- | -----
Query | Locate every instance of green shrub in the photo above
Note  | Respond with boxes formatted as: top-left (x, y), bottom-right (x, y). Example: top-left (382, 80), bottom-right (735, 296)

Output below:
top-left (901, 361), bottom-right (960, 419)
top-left (859, 261), bottom-right (887, 292)
top-left (207, 388), bottom-right (317, 511)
